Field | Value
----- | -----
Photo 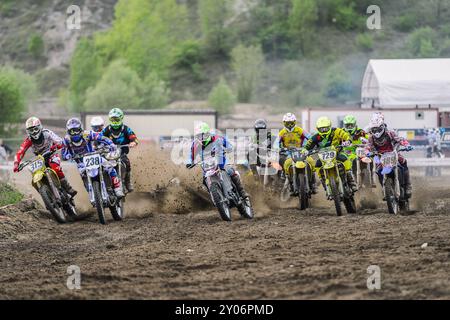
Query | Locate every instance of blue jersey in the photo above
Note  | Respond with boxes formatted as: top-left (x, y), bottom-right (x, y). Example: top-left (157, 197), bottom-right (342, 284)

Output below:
top-left (62, 131), bottom-right (115, 162)
top-left (101, 125), bottom-right (138, 155)
top-left (188, 135), bottom-right (233, 171)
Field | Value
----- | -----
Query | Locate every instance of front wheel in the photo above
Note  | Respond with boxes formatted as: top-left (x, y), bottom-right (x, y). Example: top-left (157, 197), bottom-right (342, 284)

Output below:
top-left (39, 184), bottom-right (67, 223)
top-left (384, 178), bottom-right (398, 215)
top-left (93, 180), bottom-right (107, 224)
top-left (298, 173), bottom-right (310, 210)
top-left (210, 182), bottom-right (231, 221)
top-left (329, 176), bottom-right (342, 216)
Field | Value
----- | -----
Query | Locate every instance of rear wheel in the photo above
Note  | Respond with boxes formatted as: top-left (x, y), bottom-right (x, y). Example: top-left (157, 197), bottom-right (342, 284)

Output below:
top-left (210, 182), bottom-right (231, 221)
top-left (93, 181), bottom-right (107, 224)
top-left (39, 184), bottom-right (66, 223)
top-left (329, 176), bottom-right (342, 216)
top-left (384, 178), bottom-right (398, 214)
top-left (298, 173), bottom-right (310, 210)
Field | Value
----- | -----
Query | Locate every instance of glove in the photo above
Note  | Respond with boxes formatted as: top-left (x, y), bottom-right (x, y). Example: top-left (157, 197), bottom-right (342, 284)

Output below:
top-left (129, 142), bottom-right (137, 148)
top-left (406, 145), bottom-right (413, 151)
top-left (186, 163), bottom-right (194, 169)
top-left (13, 161), bottom-right (19, 173)
top-left (365, 151), bottom-right (373, 157)
top-left (300, 148), bottom-right (309, 156)
top-left (342, 140), bottom-right (352, 147)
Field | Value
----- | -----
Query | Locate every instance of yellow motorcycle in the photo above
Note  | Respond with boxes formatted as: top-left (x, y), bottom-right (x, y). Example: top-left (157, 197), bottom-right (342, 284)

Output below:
top-left (313, 145), bottom-right (357, 216)
top-left (281, 147), bottom-right (315, 210)
top-left (18, 150), bottom-right (78, 223)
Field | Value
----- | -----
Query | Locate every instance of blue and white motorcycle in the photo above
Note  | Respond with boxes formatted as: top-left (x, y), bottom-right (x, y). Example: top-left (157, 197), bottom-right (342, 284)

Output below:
top-left (78, 147), bottom-right (125, 224)
top-left (373, 146), bottom-right (412, 214)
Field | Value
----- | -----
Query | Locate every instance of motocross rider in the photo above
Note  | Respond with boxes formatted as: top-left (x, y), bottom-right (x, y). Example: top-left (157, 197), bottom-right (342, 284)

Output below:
top-left (62, 118), bottom-right (125, 198)
top-left (425, 128), bottom-right (442, 158)
top-left (342, 114), bottom-right (374, 185)
top-left (13, 117), bottom-right (77, 197)
top-left (90, 116), bottom-right (105, 133)
top-left (186, 122), bottom-right (250, 204)
top-left (278, 113), bottom-right (316, 194)
top-left (247, 119), bottom-right (276, 177)
top-left (304, 116), bottom-right (358, 193)
top-left (101, 108), bottom-right (138, 193)
top-left (365, 114), bottom-right (413, 198)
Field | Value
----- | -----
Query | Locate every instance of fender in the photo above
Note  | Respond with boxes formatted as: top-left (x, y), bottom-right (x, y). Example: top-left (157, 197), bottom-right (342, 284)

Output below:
top-left (295, 161), bottom-right (306, 169)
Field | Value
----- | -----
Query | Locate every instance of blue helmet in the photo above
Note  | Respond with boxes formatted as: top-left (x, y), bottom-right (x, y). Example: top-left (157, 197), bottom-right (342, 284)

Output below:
top-left (66, 118), bottom-right (84, 146)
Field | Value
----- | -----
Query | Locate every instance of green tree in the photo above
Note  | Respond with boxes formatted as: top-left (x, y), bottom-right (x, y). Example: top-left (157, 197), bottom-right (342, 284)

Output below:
top-left (0, 66), bottom-right (37, 105)
top-left (406, 27), bottom-right (439, 57)
top-left (84, 60), bottom-right (143, 111)
top-left (96, 0), bottom-right (189, 79)
top-left (28, 33), bottom-right (45, 58)
top-left (324, 64), bottom-right (352, 102)
top-left (141, 72), bottom-right (170, 109)
top-left (0, 72), bottom-right (25, 136)
top-left (69, 38), bottom-right (103, 111)
top-left (198, 0), bottom-right (234, 56)
top-left (208, 77), bottom-right (236, 114)
top-left (288, 0), bottom-right (318, 55)
top-left (231, 44), bottom-right (265, 103)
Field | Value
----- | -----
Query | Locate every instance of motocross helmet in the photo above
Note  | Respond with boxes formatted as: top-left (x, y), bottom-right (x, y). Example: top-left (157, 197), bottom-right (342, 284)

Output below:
top-left (66, 118), bottom-right (84, 147)
top-left (25, 117), bottom-right (43, 141)
top-left (343, 115), bottom-right (357, 135)
top-left (316, 116), bottom-right (332, 138)
top-left (90, 116), bottom-right (105, 133)
top-left (194, 122), bottom-right (212, 146)
top-left (109, 108), bottom-right (124, 136)
top-left (368, 115), bottom-right (386, 139)
top-left (254, 119), bottom-right (267, 130)
top-left (282, 113), bottom-right (297, 132)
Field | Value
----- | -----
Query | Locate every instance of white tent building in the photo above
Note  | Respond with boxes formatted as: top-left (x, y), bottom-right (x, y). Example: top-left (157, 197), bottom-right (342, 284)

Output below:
top-left (361, 59), bottom-right (450, 109)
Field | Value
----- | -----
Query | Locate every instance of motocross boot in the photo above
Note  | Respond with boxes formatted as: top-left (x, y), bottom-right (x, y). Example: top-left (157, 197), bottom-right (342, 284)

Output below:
top-left (60, 178), bottom-right (77, 198)
top-left (112, 177), bottom-right (125, 198)
top-left (403, 168), bottom-right (412, 198)
top-left (231, 174), bottom-right (250, 202)
top-left (346, 171), bottom-right (358, 193)
top-left (124, 171), bottom-right (134, 193)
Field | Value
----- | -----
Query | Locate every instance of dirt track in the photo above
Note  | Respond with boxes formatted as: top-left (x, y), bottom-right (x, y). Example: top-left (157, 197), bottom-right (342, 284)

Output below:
top-left (1, 148), bottom-right (450, 299)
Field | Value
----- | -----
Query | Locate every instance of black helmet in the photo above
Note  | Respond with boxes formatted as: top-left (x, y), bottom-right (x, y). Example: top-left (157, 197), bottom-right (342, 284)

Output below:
top-left (254, 119), bottom-right (267, 130)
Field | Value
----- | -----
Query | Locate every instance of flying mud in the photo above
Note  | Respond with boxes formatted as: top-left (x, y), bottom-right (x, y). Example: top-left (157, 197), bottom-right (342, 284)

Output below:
top-left (1, 145), bottom-right (449, 299)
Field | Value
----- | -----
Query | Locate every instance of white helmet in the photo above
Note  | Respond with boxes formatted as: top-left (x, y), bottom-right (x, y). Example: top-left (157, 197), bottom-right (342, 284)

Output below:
top-left (368, 113), bottom-right (386, 139)
top-left (282, 113), bottom-right (297, 132)
top-left (25, 117), bottom-right (43, 140)
top-left (90, 116), bottom-right (105, 133)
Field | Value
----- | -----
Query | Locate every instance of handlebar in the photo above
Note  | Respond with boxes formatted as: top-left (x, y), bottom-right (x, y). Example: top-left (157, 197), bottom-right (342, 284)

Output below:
top-left (17, 149), bottom-right (57, 172)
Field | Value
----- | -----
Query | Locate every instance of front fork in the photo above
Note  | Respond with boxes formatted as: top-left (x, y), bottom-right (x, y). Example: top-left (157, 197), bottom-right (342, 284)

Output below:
top-left (45, 169), bottom-right (62, 205)
top-left (87, 168), bottom-right (109, 206)
top-left (382, 167), bottom-right (401, 199)
top-left (324, 165), bottom-right (344, 199)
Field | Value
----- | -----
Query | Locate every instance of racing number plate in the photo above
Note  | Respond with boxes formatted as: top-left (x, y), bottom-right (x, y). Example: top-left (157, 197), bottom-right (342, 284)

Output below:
top-left (356, 147), bottom-right (366, 158)
top-left (381, 152), bottom-right (397, 167)
top-left (319, 150), bottom-right (336, 161)
top-left (83, 154), bottom-right (102, 169)
top-left (29, 159), bottom-right (44, 173)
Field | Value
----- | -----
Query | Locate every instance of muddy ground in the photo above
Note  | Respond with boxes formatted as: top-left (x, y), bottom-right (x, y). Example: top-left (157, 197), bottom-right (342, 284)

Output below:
top-left (1, 147), bottom-right (449, 299)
